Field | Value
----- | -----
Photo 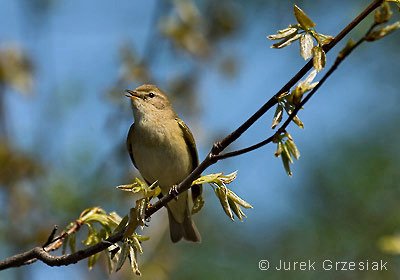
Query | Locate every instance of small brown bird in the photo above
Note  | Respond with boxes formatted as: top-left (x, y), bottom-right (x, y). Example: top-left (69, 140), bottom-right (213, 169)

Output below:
top-left (126, 84), bottom-right (201, 243)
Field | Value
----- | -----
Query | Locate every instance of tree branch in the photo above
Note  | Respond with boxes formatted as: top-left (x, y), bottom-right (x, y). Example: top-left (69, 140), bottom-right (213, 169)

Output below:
top-left (0, 230), bottom-right (125, 269)
top-left (211, 0), bottom-right (383, 154)
top-left (212, 135), bottom-right (276, 160)
top-left (213, 21), bottom-right (379, 161)
top-left (0, 0), bottom-right (384, 271)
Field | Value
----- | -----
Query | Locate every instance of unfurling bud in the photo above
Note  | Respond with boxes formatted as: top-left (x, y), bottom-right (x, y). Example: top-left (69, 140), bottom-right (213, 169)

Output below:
top-left (312, 46), bottom-right (326, 71)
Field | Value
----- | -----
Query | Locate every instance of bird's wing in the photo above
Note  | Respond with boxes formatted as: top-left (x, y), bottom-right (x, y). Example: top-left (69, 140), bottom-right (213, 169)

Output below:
top-left (126, 123), bottom-right (137, 169)
top-left (175, 118), bottom-right (202, 202)
top-left (175, 118), bottom-right (199, 167)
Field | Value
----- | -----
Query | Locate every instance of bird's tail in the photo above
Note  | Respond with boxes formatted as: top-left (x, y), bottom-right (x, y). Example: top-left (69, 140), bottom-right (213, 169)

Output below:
top-left (167, 206), bottom-right (201, 243)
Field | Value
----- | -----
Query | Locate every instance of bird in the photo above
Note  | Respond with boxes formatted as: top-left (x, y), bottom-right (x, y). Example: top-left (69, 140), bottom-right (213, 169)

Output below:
top-left (126, 84), bottom-right (201, 243)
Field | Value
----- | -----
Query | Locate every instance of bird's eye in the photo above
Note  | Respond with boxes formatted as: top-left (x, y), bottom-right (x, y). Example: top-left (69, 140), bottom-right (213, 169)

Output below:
top-left (149, 92), bottom-right (155, 98)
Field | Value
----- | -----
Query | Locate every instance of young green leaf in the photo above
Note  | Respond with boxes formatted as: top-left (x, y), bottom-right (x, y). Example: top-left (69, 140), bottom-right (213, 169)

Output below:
top-left (83, 224), bottom-right (100, 246)
top-left (284, 103), bottom-right (304, 129)
top-left (134, 234), bottom-right (150, 242)
top-left (84, 213), bottom-right (111, 227)
top-left (99, 228), bottom-right (108, 240)
top-left (113, 215), bottom-right (129, 234)
top-left (116, 242), bottom-right (129, 272)
top-left (116, 184), bottom-right (142, 193)
top-left (294, 5), bottom-right (316, 30)
top-left (275, 141), bottom-right (283, 157)
top-left (375, 2), bottom-right (392, 24)
top-left (317, 33), bottom-right (334, 45)
top-left (88, 252), bottom-right (101, 271)
top-left (136, 198), bottom-right (147, 227)
top-left (365, 22), bottom-right (400, 41)
top-left (227, 189), bottom-right (253, 209)
top-left (69, 232), bottom-right (76, 254)
top-left (293, 69), bottom-right (318, 106)
top-left (271, 104), bottom-right (284, 129)
top-left (105, 250), bottom-right (114, 274)
top-left (149, 186), bottom-right (162, 199)
top-left (124, 208), bottom-right (139, 239)
top-left (312, 46), bottom-right (326, 71)
top-left (292, 115), bottom-right (304, 129)
top-left (192, 173), bottom-right (223, 185)
top-left (129, 246), bottom-right (141, 276)
top-left (271, 33), bottom-right (302, 49)
top-left (286, 139), bottom-right (300, 160)
top-left (62, 235), bottom-right (69, 254)
top-left (303, 69), bottom-right (318, 85)
top-left (191, 195), bottom-right (205, 215)
top-left (281, 152), bottom-right (293, 177)
top-left (107, 212), bottom-right (123, 227)
top-left (109, 244), bottom-right (120, 259)
top-left (219, 170), bottom-right (238, 184)
top-left (228, 199), bottom-right (243, 221)
top-left (131, 237), bottom-right (143, 254)
top-left (285, 132), bottom-right (293, 141)
top-left (338, 39), bottom-right (355, 58)
top-left (267, 27), bottom-right (298, 40)
top-left (300, 34), bottom-right (313, 60)
top-left (196, 171), bottom-right (252, 220)
top-left (282, 142), bottom-right (293, 164)
top-left (215, 187), bottom-right (234, 221)
top-left (277, 26), bottom-right (295, 34)
top-left (278, 90), bottom-right (291, 100)
top-left (238, 205), bottom-right (247, 218)
top-left (292, 88), bottom-right (302, 106)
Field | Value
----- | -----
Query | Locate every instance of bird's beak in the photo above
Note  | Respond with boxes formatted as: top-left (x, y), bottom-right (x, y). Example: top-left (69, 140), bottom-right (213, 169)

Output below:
top-left (125, 89), bottom-right (140, 100)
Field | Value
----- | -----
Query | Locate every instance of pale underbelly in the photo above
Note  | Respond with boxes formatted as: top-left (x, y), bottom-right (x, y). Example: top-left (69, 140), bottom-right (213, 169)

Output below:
top-left (133, 140), bottom-right (192, 189)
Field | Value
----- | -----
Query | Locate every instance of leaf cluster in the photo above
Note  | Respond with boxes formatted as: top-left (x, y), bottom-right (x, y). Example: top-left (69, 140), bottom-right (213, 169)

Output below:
top-left (192, 171), bottom-right (252, 221)
top-left (273, 133), bottom-right (300, 177)
top-left (267, 5), bottom-right (332, 71)
top-left (367, 2), bottom-right (400, 41)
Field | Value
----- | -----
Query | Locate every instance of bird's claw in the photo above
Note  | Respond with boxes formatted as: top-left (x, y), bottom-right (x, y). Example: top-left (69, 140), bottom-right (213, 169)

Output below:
top-left (169, 185), bottom-right (179, 201)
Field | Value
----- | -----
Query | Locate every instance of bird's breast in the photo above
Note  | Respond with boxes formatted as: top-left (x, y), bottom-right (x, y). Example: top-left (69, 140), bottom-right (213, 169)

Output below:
top-left (131, 120), bottom-right (192, 189)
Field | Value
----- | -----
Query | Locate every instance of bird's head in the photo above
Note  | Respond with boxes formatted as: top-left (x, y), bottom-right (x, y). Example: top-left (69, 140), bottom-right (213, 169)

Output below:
top-left (125, 84), bottom-right (176, 121)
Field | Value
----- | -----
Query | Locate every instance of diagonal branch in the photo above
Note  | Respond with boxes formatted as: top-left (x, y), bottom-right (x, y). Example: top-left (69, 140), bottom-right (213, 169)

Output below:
top-left (213, 21), bottom-right (379, 161)
top-left (211, 0), bottom-right (384, 155)
top-left (148, 0), bottom-right (384, 215)
top-left (0, 230), bottom-right (125, 269)
top-left (0, 0), bottom-right (384, 271)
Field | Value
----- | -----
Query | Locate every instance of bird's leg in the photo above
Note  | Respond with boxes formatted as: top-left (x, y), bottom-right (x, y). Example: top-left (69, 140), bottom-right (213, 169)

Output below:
top-left (169, 185), bottom-right (179, 201)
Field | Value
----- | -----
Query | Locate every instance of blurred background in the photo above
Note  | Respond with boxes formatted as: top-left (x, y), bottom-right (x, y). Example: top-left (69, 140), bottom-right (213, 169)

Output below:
top-left (0, 0), bottom-right (399, 279)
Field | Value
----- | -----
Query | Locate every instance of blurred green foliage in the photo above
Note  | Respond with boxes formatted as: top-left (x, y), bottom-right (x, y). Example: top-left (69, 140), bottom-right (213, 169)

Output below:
top-left (161, 119), bottom-right (400, 280)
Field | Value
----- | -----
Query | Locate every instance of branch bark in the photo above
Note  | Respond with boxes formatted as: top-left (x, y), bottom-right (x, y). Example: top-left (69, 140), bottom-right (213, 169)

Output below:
top-left (213, 21), bottom-right (380, 161)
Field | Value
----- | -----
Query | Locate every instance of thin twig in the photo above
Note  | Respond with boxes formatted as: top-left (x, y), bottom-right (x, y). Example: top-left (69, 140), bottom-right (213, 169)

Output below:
top-left (0, 230), bottom-right (125, 269)
top-left (42, 225), bottom-right (59, 249)
top-left (277, 27), bottom-right (377, 135)
top-left (212, 135), bottom-right (276, 160)
top-left (15, 220), bottom-right (83, 267)
top-left (214, 21), bottom-right (380, 160)
top-left (212, 0), bottom-right (383, 154)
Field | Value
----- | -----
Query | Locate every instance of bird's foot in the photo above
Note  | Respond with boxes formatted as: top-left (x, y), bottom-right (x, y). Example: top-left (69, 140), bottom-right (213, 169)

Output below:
top-left (169, 185), bottom-right (179, 201)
